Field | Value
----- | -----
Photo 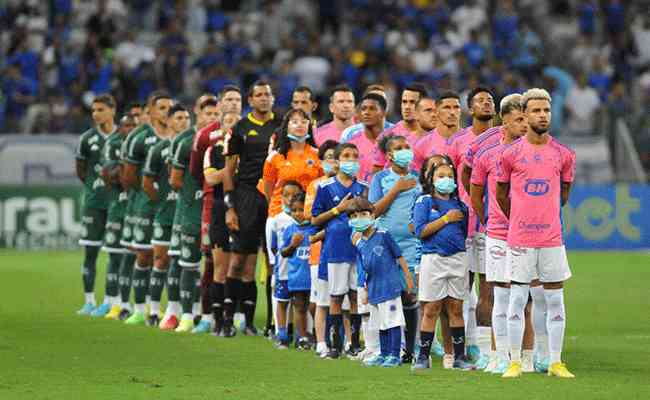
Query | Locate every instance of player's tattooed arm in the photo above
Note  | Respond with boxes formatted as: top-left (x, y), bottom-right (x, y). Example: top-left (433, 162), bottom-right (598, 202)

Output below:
top-left (496, 182), bottom-right (510, 218)
top-left (142, 175), bottom-right (159, 202)
top-left (461, 166), bottom-right (472, 195)
top-left (561, 182), bottom-right (572, 206)
top-left (169, 167), bottom-right (184, 191)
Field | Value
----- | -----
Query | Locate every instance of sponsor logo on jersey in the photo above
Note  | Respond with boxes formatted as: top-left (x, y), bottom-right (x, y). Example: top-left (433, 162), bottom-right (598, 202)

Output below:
top-left (518, 221), bottom-right (551, 232)
top-left (524, 179), bottom-right (550, 196)
top-left (247, 129), bottom-right (258, 137)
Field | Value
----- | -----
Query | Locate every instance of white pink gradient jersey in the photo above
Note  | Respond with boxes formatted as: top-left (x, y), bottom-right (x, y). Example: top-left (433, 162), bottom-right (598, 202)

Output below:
top-left (448, 127), bottom-right (483, 236)
top-left (470, 140), bottom-right (509, 240)
top-left (464, 125), bottom-right (504, 169)
top-left (315, 121), bottom-right (343, 147)
top-left (496, 136), bottom-right (576, 248)
top-left (347, 131), bottom-right (380, 183)
top-left (412, 129), bottom-right (454, 171)
top-left (372, 121), bottom-right (421, 169)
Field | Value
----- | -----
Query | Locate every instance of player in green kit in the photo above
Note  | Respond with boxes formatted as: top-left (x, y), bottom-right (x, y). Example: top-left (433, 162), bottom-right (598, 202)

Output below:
top-left (170, 98), bottom-right (220, 333)
top-left (122, 92), bottom-right (175, 325)
top-left (75, 95), bottom-right (117, 315)
top-left (92, 114), bottom-right (137, 317)
top-left (160, 94), bottom-right (218, 330)
top-left (142, 104), bottom-right (191, 327)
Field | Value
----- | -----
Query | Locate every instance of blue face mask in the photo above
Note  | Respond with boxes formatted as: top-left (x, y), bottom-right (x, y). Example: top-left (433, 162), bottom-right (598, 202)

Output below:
top-left (322, 162), bottom-right (334, 175)
top-left (287, 133), bottom-right (309, 143)
top-left (282, 204), bottom-right (291, 214)
top-left (392, 149), bottom-right (414, 168)
top-left (339, 161), bottom-right (360, 177)
top-left (348, 216), bottom-right (374, 232)
top-left (434, 177), bottom-right (457, 194)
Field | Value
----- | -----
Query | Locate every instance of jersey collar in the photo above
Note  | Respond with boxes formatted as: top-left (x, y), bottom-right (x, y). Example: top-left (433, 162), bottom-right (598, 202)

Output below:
top-left (247, 112), bottom-right (275, 126)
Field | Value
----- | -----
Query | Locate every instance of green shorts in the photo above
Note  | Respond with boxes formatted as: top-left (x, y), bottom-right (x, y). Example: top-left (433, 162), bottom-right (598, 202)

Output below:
top-left (132, 215), bottom-right (154, 250)
top-left (179, 231), bottom-right (201, 267)
top-left (168, 224), bottom-right (182, 256)
top-left (79, 207), bottom-right (107, 247)
top-left (151, 221), bottom-right (172, 247)
top-left (102, 221), bottom-right (126, 253)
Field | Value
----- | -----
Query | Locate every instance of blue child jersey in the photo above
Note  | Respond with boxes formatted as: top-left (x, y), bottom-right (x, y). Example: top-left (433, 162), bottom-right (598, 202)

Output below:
top-left (356, 229), bottom-right (404, 305)
top-left (312, 176), bottom-right (368, 264)
top-left (369, 168), bottom-right (421, 270)
top-left (412, 194), bottom-right (468, 256)
top-left (283, 223), bottom-right (315, 292)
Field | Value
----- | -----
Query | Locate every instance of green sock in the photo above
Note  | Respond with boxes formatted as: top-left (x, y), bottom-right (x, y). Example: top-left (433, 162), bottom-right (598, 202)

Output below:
top-left (149, 267), bottom-right (167, 303)
top-left (167, 258), bottom-right (181, 302)
top-left (82, 246), bottom-right (100, 294)
top-left (105, 253), bottom-right (122, 297)
top-left (132, 265), bottom-right (150, 306)
top-left (119, 253), bottom-right (136, 303)
top-left (180, 267), bottom-right (199, 315)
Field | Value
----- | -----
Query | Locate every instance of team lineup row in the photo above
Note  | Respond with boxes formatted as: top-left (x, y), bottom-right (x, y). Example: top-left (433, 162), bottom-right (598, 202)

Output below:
top-left (74, 80), bottom-right (576, 378)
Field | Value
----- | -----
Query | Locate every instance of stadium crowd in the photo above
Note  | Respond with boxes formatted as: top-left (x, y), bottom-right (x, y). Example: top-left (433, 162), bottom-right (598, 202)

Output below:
top-left (74, 75), bottom-right (577, 378)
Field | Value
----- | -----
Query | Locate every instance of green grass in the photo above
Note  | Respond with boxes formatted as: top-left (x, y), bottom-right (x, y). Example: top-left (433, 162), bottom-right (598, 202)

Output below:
top-left (0, 250), bottom-right (649, 400)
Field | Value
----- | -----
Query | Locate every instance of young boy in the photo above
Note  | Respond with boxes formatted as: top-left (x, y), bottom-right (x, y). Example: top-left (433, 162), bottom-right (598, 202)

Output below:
top-left (349, 198), bottom-right (414, 367)
top-left (280, 192), bottom-right (315, 350)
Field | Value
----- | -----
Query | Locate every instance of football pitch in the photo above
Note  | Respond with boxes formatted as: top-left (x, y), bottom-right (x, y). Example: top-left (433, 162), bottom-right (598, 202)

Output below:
top-left (1, 250), bottom-right (648, 400)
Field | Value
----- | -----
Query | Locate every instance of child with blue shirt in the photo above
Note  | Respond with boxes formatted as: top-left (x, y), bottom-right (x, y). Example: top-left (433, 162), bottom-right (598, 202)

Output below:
top-left (411, 161), bottom-right (475, 371)
top-left (349, 197), bottom-right (414, 368)
top-left (312, 143), bottom-right (368, 359)
top-left (280, 192), bottom-right (315, 350)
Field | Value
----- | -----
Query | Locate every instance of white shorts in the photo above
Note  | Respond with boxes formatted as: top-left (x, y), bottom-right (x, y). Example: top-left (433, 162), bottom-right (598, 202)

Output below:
top-left (309, 265), bottom-right (319, 303)
top-left (368, 297), bottom-right (405, 331)
top-left (327, 262), bottom-right (357, 296)
top-left (508, 246), bottom-right (572, 284)
top-left (418, 252), bottom-right (469, 302)
top-left (315, 278), bottom-right (330, 307)
top-left (485, 236), bottom-right (510, 283)
top-left (357, 287), bottom-right (369, 315)
top-left (468, 233), bottom-right (486, 274)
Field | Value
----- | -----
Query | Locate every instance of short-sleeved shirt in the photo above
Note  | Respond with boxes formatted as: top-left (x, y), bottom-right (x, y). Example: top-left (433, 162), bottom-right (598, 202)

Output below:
top-left (263, 146), bottom-right (323, 217)
top-left (172, 132), bottom-right (204, 234)
top-left (126, 124), bottom-right (161, 217)
top-left (412, 128), bottom-right (454, 171)
top-left (170, 127), bottom-right (195, 226)
top-left (101, 131), bottom-right (128, 221)
top-left (190, 120), bottom-right (221, 194)
top-left (283, 223), bottom-right (315, 292)
top-left (356, 229), bottom-right (403, 305)
top-left (312, 176), bottom-right (368, 264)
top-left (412, 195), bottom-right (468, 256)
top-left (315, 121), bottom-right (343, 146)
top-left (76, 126), bottom-right (111, 210)
top-left (372, 121), bottom-right (422, 169)
top-left (120, 127), bottom-right (141, 217)
top-left (470, 141), bottom-right (509, 241)
top-left (305, 176), bottom-right (326, 266)
top-left (143, 138), bottom-right (176, 226)
top-left (224, 112), bottom-right (281, 188)
top-left (496, 136), bottom-right (576, 248)
top-left (266, 211), bottom-right (294, 270)
top-left (464, 125), bottom-right (503, 169)
top-left (341, 121), bottom-right (395, 183)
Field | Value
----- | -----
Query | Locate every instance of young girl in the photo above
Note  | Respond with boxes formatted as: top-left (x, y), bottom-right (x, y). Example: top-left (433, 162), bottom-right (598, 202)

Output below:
top-left (280, 192), bottom-right (314, 350)
top-left (349, 198), bottom-right (414, 368)
top-left (412, 161), bottom-right (475, 370)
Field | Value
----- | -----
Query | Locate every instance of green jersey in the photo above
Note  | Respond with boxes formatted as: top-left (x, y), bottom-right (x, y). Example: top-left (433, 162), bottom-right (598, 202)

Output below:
top-left (172, 130), bottom-right (203, 234)
top-left (126, 124), bottom-right (162, 217)
top-left (121, 124), bottom-right (147, 217)
top-left (76, 127), bottom-right (111, 210)
top-left (170, 127), bottom-right (196, 227)
top-left (101, 131), bottom-right (128, 221)
top-left (143, 138), bottom-right (177, 226)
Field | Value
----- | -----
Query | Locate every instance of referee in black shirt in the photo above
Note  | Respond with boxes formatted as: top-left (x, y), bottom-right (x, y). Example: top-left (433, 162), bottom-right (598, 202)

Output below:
top-left (221, 80), bottom-right (280, 337)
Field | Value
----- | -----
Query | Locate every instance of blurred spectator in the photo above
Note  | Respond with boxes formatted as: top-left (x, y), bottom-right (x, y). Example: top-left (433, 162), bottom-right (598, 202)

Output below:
top-left (578, 0), bottom-right (598, 36)
top-left (293, 45), bottom-right (330, 95)
top-left (565, 73), bottom-right (602, 136)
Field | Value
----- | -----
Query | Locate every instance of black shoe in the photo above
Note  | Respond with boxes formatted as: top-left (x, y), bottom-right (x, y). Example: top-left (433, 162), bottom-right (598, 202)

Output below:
top-left (297, 337), bottom-right (312, 351)
top-left (263, 325), bottom-right (275, 339)
top-left (401, 352), bottom-right (414, 365)
top-left (222, 324), bottom-right (237, 338)
top-left (243, 325), bottom-right (258, 336)
top-left (118, 309), bottom-right (132, 321)
top-left (325, 349), bottom-right (340, 359)
top-left (147, 314), bottom-right (160, 327)
top-left (211, 327), bottom-right (223, 337)
top-left (345, 346), bottom-right (362, 358)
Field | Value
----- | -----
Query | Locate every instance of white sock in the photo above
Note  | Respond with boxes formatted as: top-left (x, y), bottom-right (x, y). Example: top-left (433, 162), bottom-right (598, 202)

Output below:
top-left (433, 319), bottom-right (440, 345)
top-left (493, 286), bottom-right (510, 360)
top-left (84, 292), bottom-right (96, 305)
top-left (507, 284), bottom-right (529, 362)
top-left (134, 303), bottom-right (145, 314)
top-left (317, 341), bottom-right (327, 353)
top-left (544, 288), bottom-right (566, 364)
top-left (182, 312), bottom-right (193, 321)
top-left (364, 317), bottom-right (380, 354)
top-left (530, 285), bottom-right (549, 359)
top-left (306, 310), bottom-right (314, 333)
top-left (272, 295), bottom-right (279, 334)
top-left (202, 313), bottom-right (214, 324)
top-left (165, 301), bottom-right (179, 317)
top-left (121, 302), bottom-right (132, 311)
top-left (478, 326), bottom-right (492, 355)
top-left (464, 289), bottom-right (478, 345)
top-left (150, 301), bottom-right (160, 316)
top-left (192, 302), bottom-right (200, 317)
top-left (110, 296), bottom-right (119, 306)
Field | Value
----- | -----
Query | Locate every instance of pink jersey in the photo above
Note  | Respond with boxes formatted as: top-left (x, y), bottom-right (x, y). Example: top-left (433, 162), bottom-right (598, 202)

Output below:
top-left (448, 127), bottom-right (483, 236)
top-left (347, 131), bottom-right (379, 183)
top-left (464, 125), bottom-right (504, 169)
top-left (372, 121), bottom-right (422, 170)
top-left (315, 121), bottom-right (344, 146)
top-left (412, 129), bottom-right (454, 171)
top-left (496, 136), bottom-right (576, 248)
top-left (470, 140), bottom-right (509, 240)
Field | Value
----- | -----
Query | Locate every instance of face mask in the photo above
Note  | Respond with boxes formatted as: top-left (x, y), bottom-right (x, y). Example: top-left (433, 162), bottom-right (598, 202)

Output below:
top-left (282, 204), bottom-right (291, 214)
top-left (392, 149), bottom-right (414, 168)
top-left (287, 133), bottom-right (309, 143)
top-left (322, 162), bottom-right (334, 175)
top-left (434, 177), bottom-right (457, 194)
top-left (349, 216), bottom-right (374, 232)
top-left (339, 161), bottom-right (360, 177)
